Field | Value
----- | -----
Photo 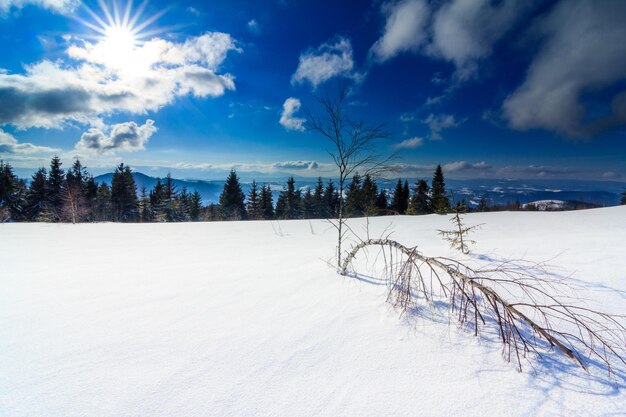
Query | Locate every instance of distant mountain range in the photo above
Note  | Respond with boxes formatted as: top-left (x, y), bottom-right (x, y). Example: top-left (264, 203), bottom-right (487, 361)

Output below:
top-left (92, 172), bottom-right (626, 207)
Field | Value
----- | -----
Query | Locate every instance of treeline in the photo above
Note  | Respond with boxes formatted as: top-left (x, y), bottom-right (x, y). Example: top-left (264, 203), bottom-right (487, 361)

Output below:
top-left (3, 157), bottom-right (596, 223)
top-left (0, 157), bottom-right (449, 223)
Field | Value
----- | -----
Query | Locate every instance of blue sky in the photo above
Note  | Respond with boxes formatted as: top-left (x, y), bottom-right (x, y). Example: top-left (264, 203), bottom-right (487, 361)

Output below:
top-left (0, 0), bottom-right (625, 181)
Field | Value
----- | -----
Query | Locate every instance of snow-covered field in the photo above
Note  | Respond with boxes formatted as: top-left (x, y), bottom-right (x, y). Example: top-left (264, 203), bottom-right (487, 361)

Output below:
top-left (1, 207), bottom-right (625, 416)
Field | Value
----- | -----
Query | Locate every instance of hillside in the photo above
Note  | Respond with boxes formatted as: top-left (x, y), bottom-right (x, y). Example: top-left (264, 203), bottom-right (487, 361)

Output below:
top-left (1, 208), bottom-right (625, 416)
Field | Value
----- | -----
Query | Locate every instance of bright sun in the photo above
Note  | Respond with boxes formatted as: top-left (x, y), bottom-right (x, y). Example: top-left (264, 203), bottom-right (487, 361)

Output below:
top-left (77, 1), bottom-right (166, 74)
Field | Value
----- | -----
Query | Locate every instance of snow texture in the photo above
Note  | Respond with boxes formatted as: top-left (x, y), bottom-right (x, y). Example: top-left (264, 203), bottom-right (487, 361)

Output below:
top-left (1, 207), bottom-right (625, 416)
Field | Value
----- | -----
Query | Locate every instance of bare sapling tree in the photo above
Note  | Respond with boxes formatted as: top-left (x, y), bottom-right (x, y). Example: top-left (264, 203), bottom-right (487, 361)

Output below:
top-left (438, 201), bottom-right (482, 254)
top-left (306, 87), bottom-right (392, 267)
top-left (340, 239), bottom-right (626, 375)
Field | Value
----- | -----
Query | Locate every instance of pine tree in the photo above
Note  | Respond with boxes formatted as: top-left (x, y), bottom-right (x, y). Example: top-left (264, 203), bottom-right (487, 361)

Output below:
top-left (63, 159), bottom-right (89, 223)
top-left (259, 184), bottom-right (274, 220)
top-left (276, 177), bottom-right (301, 220)
top-left (431, 164), bottom-right (450, 214)
top-left (313, 177), bottom-right (325, 218)
top-left (150, 179), bottom-right (165, 221)
top-left (0, 160), bottom-right (26, 221)
top-left (26, 168), bottom-right (47, 221)
top-left (138, 186), bottom-right (151, 222)
top-left (83, 175), bottom-right (99, 221)
top-left (189, 191), bottom-right (203, 221)
top-left (391, 178), bottom-right (408, 214)
top-left (324, 179), bottom-right (340, 218)
top-left (376, 189), bottom-right (388, 214)
top-left (110, 163), bottom-right (138, 222)
top-left (344, 173), bottom-right (363, 217)
top-left (45, 156), bottom-right (65, 221)
top-left (302, 188), bottom-right (315, 219)
top-left (408, 179), bottom-right (431, 215)
top-left (178, 185), bottom-right (190, 221)
top-left (621, 190), bottom-right (626, 205)
top-left (95, 182), bottom-right (112, 221)
top-left (362, 174), bottom-right (379, 216)
top-left (163, 173), bottom-right (178, 221)
top-left (219, 169), bottom-right (246, 220)
top-left (246, 180), bottom-right (261, 220)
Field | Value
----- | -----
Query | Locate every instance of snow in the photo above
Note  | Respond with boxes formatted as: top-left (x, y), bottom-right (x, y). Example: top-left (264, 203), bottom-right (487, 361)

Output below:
top-left (1, 207), bottom-right (625, 416)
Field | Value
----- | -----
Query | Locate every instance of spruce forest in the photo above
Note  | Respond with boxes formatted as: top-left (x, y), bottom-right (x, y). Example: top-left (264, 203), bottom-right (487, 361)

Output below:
top-left (1, 157), bottom-right (461, 223)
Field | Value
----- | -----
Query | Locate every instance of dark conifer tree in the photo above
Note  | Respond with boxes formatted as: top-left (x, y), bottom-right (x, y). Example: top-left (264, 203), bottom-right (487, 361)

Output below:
top-left (302, 188), bottom-right (315, 219)
top-left (259, 184), bottom-right (274, 220)
top-left (26, 168), bottom-right (47, 221)
top-left (324, 179), bottom-right (340, 218)
top-left (313, 177), bottom-right (325, 218)
top-left (621, 190), bottom-right (626, 205)
top-left (219, 169), bottom-right (246, 220)
top-left (95, 182), bottom-right (112, 221)
top-left (162, 173), bottom-right (179, 221)
top-left (275, 192), bottom-right (286, 219)
top-left (110, 163), bottom-right (138, 222)
top-left (246, 180), bottom-right (261, 220)
top-left (149, 179), bottom-right (165, 221)
top-left (362, 174), bottom-right (379, 216)
top-left (276, 176), bottom-right (301, 219)
top-left (391, 179), bottom-right (408, 214)
top-left (178, 186), bottom-right (190, 221)
top-left (45, 156), bottom-right (65, 221)
top-left (408, 179), bottom-right (431, 215)
top-left (344, 173), bottom-right (364, 217)
top-left (431, 164), bottom-right (450, 214)
top-left (376, 189), bottom-right (388, 214)
top-left (189, 191), bottom-right (203, 221)
top-left (84, 175), bottom-right (99, 220)
top-left (138, 186), bottom-right (151, 222)
top-left (63, 160), bottom-right (89, 223)
top-left (0, 161), bottom-right (26, 221)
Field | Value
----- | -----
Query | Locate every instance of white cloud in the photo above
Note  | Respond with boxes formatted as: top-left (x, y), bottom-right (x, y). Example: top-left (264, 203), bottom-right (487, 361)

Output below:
top-left (443, 160), bottom-right (491, 172)
top-left (503, 0), bottom-right (626, 138)
top-left (0, 0), bottom-right (79, 14)
top-left (75, 120), bottom-right (157, 154)
top-left (394, 137), bottom-right (423, 149)
top-left (423, 113), bottom-right (462, 139)
top-left (272, 161), bottom-right (319, 170)
top-left (428, 0), bottom-right (528, 80)
top-left (292, 37), bottom-right (355, 87)
top-left (369, 0), bottom-right (430, 63)
top-left (0, 32), bottom-right (240, 129)
top-left (0, 129), bottom-right (58, 154)
top-left (279, 97), bottom-right (305, 131)
top-left (370, 0), bottom-right (528, 79)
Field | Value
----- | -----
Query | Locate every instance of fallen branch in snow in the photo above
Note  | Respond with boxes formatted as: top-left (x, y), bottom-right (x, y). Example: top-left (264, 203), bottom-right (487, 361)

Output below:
top-left (340, 239), bottom-right (626, 375)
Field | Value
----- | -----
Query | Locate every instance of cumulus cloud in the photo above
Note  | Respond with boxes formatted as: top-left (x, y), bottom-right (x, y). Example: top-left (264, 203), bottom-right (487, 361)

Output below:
top-left (0, 0), bottom-right (79, 14)
top-left (279, 97), bottom-right (305, 131)
top-left (0, 32), bottom-right (240, 129)
top-left (0, 129), bottom-right (58, 154)
top-left (369, 0), bottom-right (430, 62)
top-left (272, 161), bottom-right (319, 170)
top-left (443, 161), bottom-right (491, 172)
top-left (370, 0), bottom-right (528, 79)
top-left (423, 113), bottom-right (462, 139)
top-left (503, 0), bottom-right (626, 138)
top-left (292, 37), bottom-right (355, 87)
top-left (394, 137), bottom-right (423, 149)
top-left (75, 120), bottom-right (157, 154)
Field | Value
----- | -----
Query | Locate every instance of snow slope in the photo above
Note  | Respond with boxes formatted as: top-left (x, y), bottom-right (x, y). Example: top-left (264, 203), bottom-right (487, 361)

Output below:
top-left (1, 207), bottom-right (625, 416)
